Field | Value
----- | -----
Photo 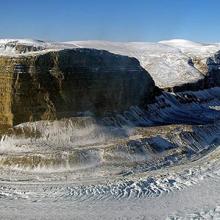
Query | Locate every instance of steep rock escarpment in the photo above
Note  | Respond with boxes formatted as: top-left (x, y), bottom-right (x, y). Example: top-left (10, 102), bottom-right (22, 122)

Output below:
top-left (206, 51), bottom-right (220, 86)
top-left (0, 49), bottom-right (155, 127)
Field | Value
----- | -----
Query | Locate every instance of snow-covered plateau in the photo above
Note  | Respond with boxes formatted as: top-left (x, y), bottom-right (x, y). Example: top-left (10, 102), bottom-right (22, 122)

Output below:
top-left (0, 39), bottom-right (220, 219)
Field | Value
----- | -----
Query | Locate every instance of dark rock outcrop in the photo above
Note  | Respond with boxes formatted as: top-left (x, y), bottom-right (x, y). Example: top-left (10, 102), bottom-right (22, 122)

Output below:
top-left (206, 51), bottom-right (220, 87)
top-left (0, 49), bottom-right (155, 126)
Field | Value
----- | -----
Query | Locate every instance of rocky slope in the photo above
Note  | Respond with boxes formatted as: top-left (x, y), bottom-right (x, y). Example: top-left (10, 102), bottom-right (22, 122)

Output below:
top-left (1, 38), bottom-right (220, 127)
top-left (0, 46), bottom-right (155, 127)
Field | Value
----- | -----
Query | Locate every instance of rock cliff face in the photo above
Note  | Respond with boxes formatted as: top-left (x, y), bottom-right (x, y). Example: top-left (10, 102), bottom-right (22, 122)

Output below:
top-left (0, 48), bottom-right (155, 127)
top-left (206, 51), bottom-right (220, 86)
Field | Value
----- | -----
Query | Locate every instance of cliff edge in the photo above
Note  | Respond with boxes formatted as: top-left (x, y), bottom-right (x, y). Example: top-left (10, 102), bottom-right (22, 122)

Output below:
top-left (0, 48), bottom-right (155, 126)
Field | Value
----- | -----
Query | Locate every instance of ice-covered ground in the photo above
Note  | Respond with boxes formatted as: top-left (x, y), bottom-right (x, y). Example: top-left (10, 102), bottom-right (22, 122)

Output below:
top-left (0, 88), bottom-right (219, 219)
top-left (159, 39), bottom-right (220, 57)
top-left (0, 129), bottom-right (219, 219)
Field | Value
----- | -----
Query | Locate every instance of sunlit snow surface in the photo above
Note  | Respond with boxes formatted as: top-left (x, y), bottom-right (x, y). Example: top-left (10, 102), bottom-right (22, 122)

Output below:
top-left (0, 88), bottom-right (219, 219)
top-left (0, 38), bottom-right (79, 57)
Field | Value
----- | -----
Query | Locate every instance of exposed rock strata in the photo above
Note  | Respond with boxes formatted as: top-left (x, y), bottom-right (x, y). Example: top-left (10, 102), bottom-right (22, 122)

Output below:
top-left (0, 49), bottom-right (155, 126)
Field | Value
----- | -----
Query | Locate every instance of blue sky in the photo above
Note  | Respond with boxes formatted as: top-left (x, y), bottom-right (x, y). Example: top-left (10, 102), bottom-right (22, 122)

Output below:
top-left (0, 0), bottom-right (219, 42)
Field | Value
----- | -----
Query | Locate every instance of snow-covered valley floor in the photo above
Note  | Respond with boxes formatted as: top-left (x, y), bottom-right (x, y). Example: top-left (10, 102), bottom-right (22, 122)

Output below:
top-left (0, 88), bottom-right (220, 219)
top-left (0, 146), bottom-right (219, 220)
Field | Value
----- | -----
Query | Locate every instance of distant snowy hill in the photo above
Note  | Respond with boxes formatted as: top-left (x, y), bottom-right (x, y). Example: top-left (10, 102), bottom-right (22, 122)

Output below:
top-left (159, 39), bottom-right (220, 62)
top-left (1, 38), bottom-right (220, 88)
top-left (0, 39), bottom-right (78, 56)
